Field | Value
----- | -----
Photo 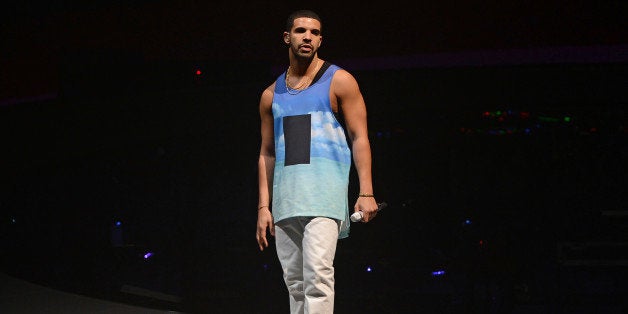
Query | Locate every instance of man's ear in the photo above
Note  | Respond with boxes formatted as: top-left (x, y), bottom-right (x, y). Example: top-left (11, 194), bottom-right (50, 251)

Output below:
top-left (283, 32), bottom-right (290, 45)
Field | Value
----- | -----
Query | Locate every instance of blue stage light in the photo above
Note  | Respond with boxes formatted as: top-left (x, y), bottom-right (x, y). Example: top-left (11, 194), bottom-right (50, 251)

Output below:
top-left (431, 270), bottom-right (446, 276)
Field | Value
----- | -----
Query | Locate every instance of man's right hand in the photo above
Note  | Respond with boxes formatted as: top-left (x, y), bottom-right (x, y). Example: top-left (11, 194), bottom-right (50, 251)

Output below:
top-left (256, 208), bottom-right (274, 251)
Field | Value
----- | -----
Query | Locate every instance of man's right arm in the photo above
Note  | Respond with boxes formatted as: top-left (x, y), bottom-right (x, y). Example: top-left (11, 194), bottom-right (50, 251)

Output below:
top-left (256, 84), bottom-right (275, 251)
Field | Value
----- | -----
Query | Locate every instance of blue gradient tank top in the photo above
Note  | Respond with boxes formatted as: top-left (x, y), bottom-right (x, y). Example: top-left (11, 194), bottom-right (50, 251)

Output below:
top-left (271, 63), bottom-right (351, 238)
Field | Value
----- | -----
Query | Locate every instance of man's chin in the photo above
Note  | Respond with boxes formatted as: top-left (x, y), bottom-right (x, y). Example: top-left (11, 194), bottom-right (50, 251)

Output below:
top-left (295, 51), bottom-right (316, 60)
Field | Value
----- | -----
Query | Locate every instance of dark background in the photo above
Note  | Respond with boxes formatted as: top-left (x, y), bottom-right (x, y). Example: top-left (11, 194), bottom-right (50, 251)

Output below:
top-left (1, 1), bottom-right (628, 313)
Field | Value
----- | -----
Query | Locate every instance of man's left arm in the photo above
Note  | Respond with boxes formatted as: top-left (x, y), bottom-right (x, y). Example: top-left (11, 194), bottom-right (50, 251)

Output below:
top-left (332, 70), bottom-right (379, 222)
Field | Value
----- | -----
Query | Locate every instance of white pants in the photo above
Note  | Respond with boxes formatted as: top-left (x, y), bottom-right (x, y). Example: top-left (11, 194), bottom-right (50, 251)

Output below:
top-left (275, 217), bottom-right (341, 314)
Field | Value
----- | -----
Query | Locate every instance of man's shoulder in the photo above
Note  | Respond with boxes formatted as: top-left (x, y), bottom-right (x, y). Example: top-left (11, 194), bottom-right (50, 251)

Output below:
top-left (262, 81), bottom-right (276, 95)
top-left (330, 68), bottom-right (357, 85)
top-left (259, 82), bottom-right (276, 105)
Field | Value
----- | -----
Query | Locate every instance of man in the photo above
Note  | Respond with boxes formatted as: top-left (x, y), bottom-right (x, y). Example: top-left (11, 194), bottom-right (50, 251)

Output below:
top-left (256, 9), bottom-right (379, 313)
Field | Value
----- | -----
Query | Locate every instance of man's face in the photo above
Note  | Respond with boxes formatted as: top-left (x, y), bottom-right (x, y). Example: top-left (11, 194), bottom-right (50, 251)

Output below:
top-left (284, 17), bottom-right (322, 59)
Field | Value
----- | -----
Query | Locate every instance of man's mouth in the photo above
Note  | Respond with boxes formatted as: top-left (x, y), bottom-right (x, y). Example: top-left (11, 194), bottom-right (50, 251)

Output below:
top-left (299, 44), bottom-right (313, 52)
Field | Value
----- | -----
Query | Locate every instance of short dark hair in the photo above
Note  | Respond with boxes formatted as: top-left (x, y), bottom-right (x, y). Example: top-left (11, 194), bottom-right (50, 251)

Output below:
top-left (285, 10), bottom-right (322, 33)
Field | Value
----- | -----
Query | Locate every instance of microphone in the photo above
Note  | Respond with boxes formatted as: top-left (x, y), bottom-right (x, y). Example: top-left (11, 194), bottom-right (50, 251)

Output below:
top-left (350, 202), bottom-right (387, 222)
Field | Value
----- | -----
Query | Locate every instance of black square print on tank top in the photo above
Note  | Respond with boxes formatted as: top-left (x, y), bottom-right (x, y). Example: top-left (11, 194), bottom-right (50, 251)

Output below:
top-left (283, 114), bottom-right (311, 166)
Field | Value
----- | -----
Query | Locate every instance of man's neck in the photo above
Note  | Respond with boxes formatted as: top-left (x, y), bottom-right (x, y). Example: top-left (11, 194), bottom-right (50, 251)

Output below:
top-left (290, 57), bottom-right (321, 76)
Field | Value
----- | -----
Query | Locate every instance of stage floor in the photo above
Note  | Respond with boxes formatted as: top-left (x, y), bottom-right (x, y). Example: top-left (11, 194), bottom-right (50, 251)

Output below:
top-left (0, 272), bottom-right (183, 314)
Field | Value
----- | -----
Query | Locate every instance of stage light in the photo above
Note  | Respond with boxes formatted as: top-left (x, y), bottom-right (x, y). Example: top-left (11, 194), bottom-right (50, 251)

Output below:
top-left (431, 270), bottom-right (446, 276)
top-left (110, 220), bottom-right (124, 247)
top-left (464, 219), bottom-right (472, 225)
top-left (195, 69), bottom-right (202, 76)
top-left (366, 266), bottom-right (373, 272)
top-left (143, 252), bottom-right (154, 259)
top-left (10, 217), bottom-right (16, 224)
